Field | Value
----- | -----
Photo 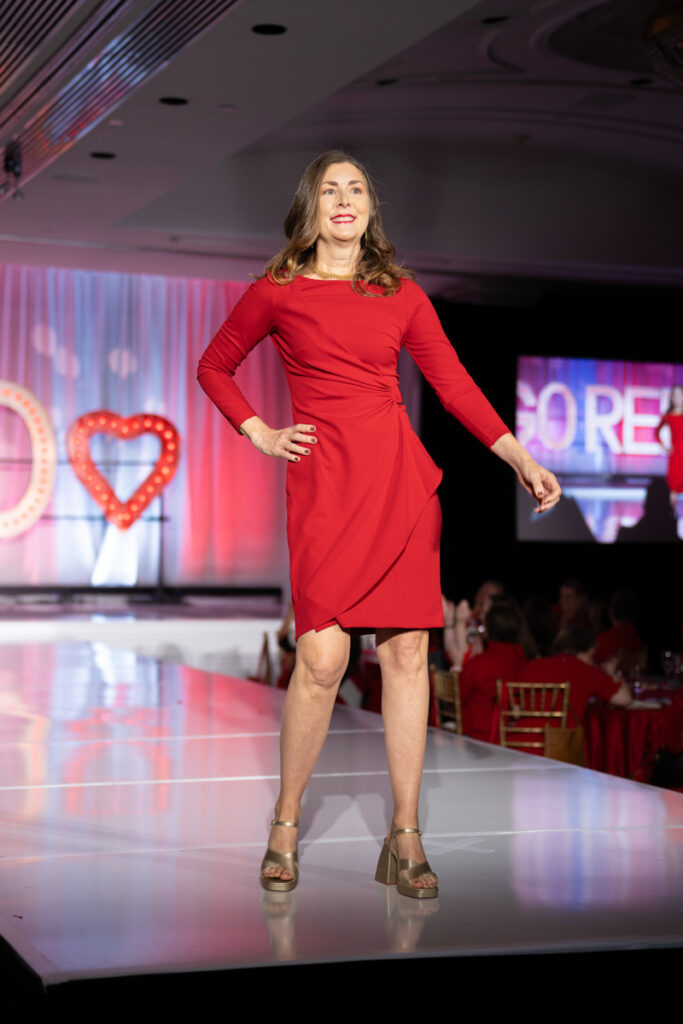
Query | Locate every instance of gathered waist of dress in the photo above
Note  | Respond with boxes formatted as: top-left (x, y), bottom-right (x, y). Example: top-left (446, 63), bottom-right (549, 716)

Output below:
top-left (287, 373), bottom-right (405, 415)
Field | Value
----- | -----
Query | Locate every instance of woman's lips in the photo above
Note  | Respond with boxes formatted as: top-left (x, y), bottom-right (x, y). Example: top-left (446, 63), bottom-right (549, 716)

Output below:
top-left (331, 215), bottom-right (355, 222)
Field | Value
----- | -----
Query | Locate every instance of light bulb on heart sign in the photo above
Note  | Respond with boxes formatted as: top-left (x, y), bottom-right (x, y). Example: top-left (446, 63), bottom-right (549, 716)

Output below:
top-left (66, 412), bottom-right (181, 530)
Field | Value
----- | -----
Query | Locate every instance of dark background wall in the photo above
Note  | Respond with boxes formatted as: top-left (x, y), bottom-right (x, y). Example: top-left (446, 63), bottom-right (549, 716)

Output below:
top-left (420, 283), bottom-right (682, 664)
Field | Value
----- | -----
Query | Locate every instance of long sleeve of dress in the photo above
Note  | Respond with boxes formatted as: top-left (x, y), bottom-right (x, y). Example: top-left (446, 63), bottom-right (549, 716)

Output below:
top-left (402, 285), bottom-right (509, 448)
top-left (197, 280), bottom-right (274, 432)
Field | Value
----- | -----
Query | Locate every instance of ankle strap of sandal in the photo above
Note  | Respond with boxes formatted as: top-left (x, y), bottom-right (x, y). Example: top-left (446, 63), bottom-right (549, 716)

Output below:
top-left (271, 818), bottom-right (299, 828)
top-left (391, 827), bottom-right (422, 837)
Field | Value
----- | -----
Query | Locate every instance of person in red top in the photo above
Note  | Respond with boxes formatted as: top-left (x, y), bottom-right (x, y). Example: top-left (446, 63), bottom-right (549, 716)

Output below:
top-left (518, 626), bottom-right (632, 744)
top-left (198, 149), bottom-right (561, 898)
top-left (552, 579), bottom-right (591, 637)
top-left (459, 599), bottom-right (527, 742)
top-left (656, 384), bottom-right (683, 507)
top-left (593, 590), bottom-right (643, 666)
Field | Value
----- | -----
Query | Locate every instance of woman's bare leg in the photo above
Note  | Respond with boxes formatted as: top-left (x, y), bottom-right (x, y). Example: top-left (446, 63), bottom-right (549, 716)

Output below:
top-left (263, 623), bottom-right (350, 881)
top-left (375, 627), bottom-right (438, 890)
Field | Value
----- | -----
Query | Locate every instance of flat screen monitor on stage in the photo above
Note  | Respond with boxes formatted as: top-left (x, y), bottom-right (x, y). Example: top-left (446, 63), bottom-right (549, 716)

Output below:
top-left (515, 356), bottom-right (683, 543)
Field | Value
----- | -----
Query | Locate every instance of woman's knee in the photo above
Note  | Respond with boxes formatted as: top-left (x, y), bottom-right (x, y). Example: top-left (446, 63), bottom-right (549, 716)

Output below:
top-left (377, 629), bottom-right (428, 675)
top-left (296, 630), bottom-right (349, 690)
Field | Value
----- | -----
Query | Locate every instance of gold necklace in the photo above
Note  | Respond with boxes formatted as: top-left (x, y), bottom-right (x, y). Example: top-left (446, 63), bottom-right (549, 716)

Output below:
top-left (313, 266), bottom-right (356, 280)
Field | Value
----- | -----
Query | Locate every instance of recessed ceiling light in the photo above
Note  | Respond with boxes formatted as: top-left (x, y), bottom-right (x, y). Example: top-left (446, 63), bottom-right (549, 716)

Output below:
top-left (90, 151), bottom-right (116, 159)
top-left (159, 96), bottom-right (188, 105)
top-left (251, 24), bottom-right (287, 35)
top-left (481, 15), bottom-right (509, 24)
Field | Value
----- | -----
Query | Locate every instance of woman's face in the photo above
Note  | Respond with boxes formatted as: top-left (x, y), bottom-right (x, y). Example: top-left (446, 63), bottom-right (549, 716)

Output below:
top-left (672, 386), bottom-right (683, 413)
top-left (315, 162), bottom-right (370, 249)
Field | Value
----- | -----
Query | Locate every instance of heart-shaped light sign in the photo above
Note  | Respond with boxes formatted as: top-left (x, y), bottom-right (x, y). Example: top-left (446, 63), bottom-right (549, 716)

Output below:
top-left (67, 411), bottom-right (180, 530)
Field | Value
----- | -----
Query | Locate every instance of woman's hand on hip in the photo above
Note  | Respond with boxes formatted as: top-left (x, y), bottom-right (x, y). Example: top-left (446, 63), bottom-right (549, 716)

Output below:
top-left (239, 416), bottom-right (317, 462)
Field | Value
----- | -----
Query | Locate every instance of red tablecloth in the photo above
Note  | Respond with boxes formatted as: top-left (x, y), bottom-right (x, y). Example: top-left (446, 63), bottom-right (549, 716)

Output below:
top-left (585, 688), bottom-right (683, 781)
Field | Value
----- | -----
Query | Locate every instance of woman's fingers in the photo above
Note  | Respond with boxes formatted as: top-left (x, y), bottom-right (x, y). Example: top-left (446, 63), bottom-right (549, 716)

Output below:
top-left (516, 462), bottom-right (562, 513)
top-left (529, 468), bottom-right (562, 513)
top-left (276, 424), bottom-right (318, 461)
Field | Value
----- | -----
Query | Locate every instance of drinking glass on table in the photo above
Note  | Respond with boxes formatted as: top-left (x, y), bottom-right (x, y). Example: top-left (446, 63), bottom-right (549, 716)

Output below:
top-left (628, 661), bottom-right (644, 697)
top-left (662, 649), bottom-right (675, 679)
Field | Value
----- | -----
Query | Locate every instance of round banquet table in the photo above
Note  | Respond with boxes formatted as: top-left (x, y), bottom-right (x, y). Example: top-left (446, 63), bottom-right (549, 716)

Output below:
top-left (585, 686), bottom-right (683, 781)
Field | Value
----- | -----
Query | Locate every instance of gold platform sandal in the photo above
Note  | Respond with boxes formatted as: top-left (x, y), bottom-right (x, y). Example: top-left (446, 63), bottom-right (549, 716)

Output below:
top-left (260, 818), bottom-right (299, 893)
top-left (374, 826), bottom-right (438, 899)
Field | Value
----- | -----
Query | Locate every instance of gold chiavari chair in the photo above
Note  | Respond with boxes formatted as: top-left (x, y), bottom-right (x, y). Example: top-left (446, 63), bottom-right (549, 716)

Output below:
top-left (431, 668), bottom-right (463, 733)
top-left (496, 680), bottom-right (570, 753)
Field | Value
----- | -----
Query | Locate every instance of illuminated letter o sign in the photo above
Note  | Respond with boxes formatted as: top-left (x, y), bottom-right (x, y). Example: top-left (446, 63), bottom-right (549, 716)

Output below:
top-left (0, 381), bottom-right (57, 539)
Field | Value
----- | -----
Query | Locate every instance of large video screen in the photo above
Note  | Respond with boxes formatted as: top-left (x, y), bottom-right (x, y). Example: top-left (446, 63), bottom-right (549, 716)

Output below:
top-left (516, 356), bottom-right (683, 543)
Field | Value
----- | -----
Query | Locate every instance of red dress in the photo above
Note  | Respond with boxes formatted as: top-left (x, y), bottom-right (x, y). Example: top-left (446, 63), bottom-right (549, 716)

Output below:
top-left (197, 276), bottom-right (508, 638)
top-left (656, 413), bottom-right (683, 491)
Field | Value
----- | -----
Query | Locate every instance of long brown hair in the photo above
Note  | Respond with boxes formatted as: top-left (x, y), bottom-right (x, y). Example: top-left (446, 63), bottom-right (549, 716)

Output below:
top-left (263, 149), bottom-right (413, 297)
top-left (666, 384), bottom-right (683, 415)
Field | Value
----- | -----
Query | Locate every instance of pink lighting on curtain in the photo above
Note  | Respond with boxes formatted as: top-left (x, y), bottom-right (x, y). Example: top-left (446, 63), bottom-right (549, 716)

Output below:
top-left (0, 263), bottom-right (421, 590)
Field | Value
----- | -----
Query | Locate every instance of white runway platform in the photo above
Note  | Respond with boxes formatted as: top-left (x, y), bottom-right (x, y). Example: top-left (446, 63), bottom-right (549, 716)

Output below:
top-left (1, 641), bottom-right (682, 999)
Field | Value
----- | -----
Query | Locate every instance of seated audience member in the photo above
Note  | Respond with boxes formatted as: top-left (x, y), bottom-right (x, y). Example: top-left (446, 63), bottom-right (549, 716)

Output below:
top-left (459, 599), bottom-right (527, 742)
top-left (593, 589), bottom-right (642, 665)
top-left (615, 477), bottom-right (680, 543)
top-left (519, 625), bottom-right (632, 731)
top-left (521, 595), bottom-right (555, 659)
top-left (443, 580), bottom-right (504, 669)
top-left (553, 579), bottom-right (591, 636)
top-left (442, 595), bottom-right (470, 670)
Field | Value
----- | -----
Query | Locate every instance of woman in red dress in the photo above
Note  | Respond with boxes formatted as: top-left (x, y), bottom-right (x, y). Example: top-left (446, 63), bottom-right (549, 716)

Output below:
top-left (197, 150), bottom-right (561, 898)
top-left (656, 384), bottom-right (683, 508)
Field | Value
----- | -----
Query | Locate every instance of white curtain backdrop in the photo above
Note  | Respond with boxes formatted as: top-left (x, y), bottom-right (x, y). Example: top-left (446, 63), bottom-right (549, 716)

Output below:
top-left (0, 263), bottom-right (421, 589)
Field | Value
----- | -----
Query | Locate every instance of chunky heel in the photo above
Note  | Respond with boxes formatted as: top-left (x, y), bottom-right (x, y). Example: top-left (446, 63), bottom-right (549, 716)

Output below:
top-left (260, 818), bottom-right (299, 893)
top-left (374, 826), bottom-right (438, 900)
top-left (374, 838), bottom-right (397, 885)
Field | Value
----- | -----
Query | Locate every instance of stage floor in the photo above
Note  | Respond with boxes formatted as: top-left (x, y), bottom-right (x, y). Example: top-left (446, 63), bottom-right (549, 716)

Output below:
top-left (1, 641), bottom-right (682, 991)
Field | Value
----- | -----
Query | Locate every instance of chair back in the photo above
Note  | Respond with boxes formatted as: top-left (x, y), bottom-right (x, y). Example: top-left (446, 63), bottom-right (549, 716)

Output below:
top-left (496, 680), bottom-right (570, 752)
top-left (248, 631), bottom-right (272, 686)
top-left (432, 669), bottom-right (463, 733)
